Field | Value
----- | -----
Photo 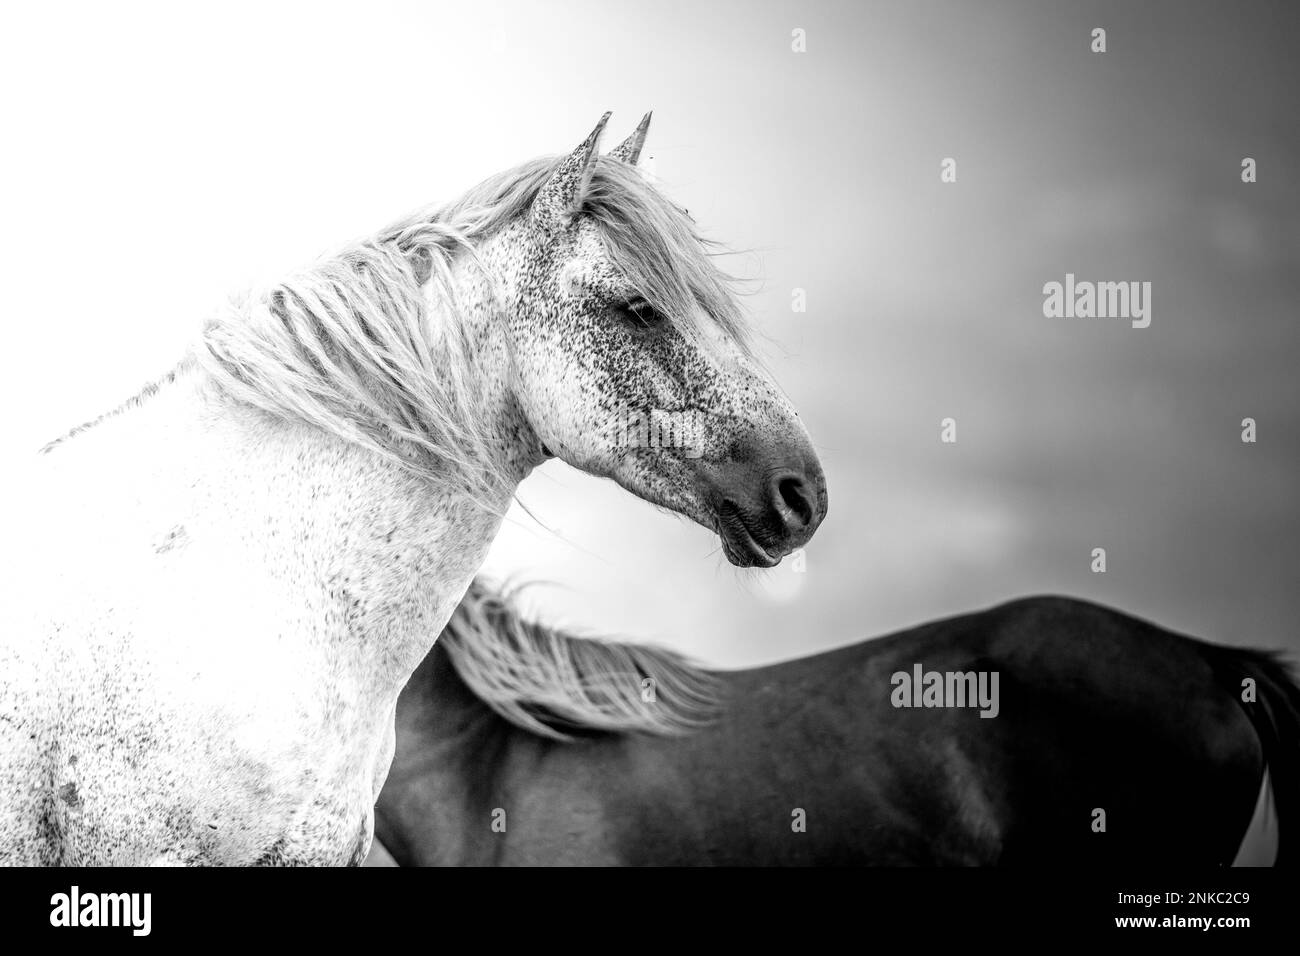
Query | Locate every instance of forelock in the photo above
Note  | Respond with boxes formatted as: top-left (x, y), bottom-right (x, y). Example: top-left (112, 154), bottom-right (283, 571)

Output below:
top-left (581, 158), bottom-right (752, 356)
top-left (416, 155), bottom-right (753, 356)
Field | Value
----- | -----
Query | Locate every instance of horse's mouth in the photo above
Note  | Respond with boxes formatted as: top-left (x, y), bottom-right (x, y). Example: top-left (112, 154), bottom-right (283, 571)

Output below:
top-left (716, 501), bottom-right (783, 568)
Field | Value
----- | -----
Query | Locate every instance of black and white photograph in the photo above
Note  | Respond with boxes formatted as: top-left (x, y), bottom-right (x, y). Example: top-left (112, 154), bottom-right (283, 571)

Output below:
top-left (0, 0), bottom-right (1295, 938)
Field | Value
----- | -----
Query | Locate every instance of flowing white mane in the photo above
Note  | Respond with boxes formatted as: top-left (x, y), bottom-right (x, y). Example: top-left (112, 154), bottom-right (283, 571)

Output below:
top-left (439, 578), bottom-right (721, 740)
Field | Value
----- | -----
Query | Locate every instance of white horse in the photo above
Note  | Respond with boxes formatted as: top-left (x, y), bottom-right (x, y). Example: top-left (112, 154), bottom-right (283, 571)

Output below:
top-left (0, 113), bottom-right (827, 864)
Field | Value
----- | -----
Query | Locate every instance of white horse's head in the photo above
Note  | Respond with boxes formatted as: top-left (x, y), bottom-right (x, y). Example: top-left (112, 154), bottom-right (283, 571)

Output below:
top-left (468, 113), bottom-right (827, 567)
top-left (207, 113), bottom-right (827, 568)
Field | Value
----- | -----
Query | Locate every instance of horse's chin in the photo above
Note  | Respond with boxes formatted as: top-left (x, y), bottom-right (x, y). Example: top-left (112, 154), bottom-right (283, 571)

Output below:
top-left (605, 460), bottom-right (793, 568)
top-left (715, 502), bottom-right (785, 568)
top-left (720, 534), bottom-right (782, 569)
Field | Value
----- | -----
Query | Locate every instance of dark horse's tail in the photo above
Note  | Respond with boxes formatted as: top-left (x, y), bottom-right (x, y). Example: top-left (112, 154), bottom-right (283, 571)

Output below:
top-left (1209, 645), bottom-right (1300, 865)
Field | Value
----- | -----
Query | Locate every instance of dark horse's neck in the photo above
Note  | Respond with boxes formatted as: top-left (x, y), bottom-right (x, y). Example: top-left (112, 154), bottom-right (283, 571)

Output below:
top-left (376, 642), bottom-right (518, 866)
top-left (376, 637), bottom-right (683, 866)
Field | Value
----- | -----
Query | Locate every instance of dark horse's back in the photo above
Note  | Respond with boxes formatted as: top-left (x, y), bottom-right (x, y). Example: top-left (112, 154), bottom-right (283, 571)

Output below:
top-left (505, 596), bottom-right (1294, 865)
top-left (377, 595), bottom-right (1297, 865)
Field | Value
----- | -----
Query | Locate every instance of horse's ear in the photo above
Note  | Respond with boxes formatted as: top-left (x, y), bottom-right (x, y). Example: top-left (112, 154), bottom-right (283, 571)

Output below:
top-left (608, 111), bottom-right (652, 166)
top-left (532, 112), bottom-right (611, 230)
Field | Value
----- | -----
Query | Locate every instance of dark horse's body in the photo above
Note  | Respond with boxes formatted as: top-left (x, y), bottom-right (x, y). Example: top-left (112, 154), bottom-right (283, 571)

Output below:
top-left (375, 595), bottom-right (1297, 865)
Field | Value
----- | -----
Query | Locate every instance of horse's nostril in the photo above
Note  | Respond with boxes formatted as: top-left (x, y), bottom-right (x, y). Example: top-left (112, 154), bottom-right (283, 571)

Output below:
top-left (776, 475), bottom-right (814, 528)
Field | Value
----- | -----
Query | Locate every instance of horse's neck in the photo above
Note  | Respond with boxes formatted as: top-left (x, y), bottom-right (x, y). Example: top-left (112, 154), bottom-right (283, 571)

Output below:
top-left (38, 361), bottom-right (521, 697)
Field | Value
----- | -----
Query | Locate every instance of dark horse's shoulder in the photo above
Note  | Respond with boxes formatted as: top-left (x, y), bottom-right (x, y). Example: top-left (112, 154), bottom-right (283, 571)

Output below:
top-left (793, 594), bottom-right (1198, 685)
top-left (984, 593), bottom-right (1134, 620)
top-left (979, 593), bottom-right (1172, 641)
top-left (727, 595), bottom-right (1153, 680)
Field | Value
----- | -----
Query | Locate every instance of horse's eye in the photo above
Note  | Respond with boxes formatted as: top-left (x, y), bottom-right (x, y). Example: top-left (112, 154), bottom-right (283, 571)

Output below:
top-left (616, 299), bottom-right (667, 332)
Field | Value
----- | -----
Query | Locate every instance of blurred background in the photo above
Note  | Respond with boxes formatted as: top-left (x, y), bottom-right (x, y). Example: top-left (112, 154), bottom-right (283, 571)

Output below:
top-left (1, 0), bottom-right (1296, 675)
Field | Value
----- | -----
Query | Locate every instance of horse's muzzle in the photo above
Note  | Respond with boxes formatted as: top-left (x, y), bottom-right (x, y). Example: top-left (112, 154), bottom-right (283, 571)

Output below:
top-left (709, 453), bottom-right (827, 568)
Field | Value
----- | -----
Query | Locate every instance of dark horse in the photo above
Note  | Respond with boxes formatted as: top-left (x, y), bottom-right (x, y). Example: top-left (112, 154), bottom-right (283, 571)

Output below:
top-left (372, 581), bottom-right (1297, 865)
